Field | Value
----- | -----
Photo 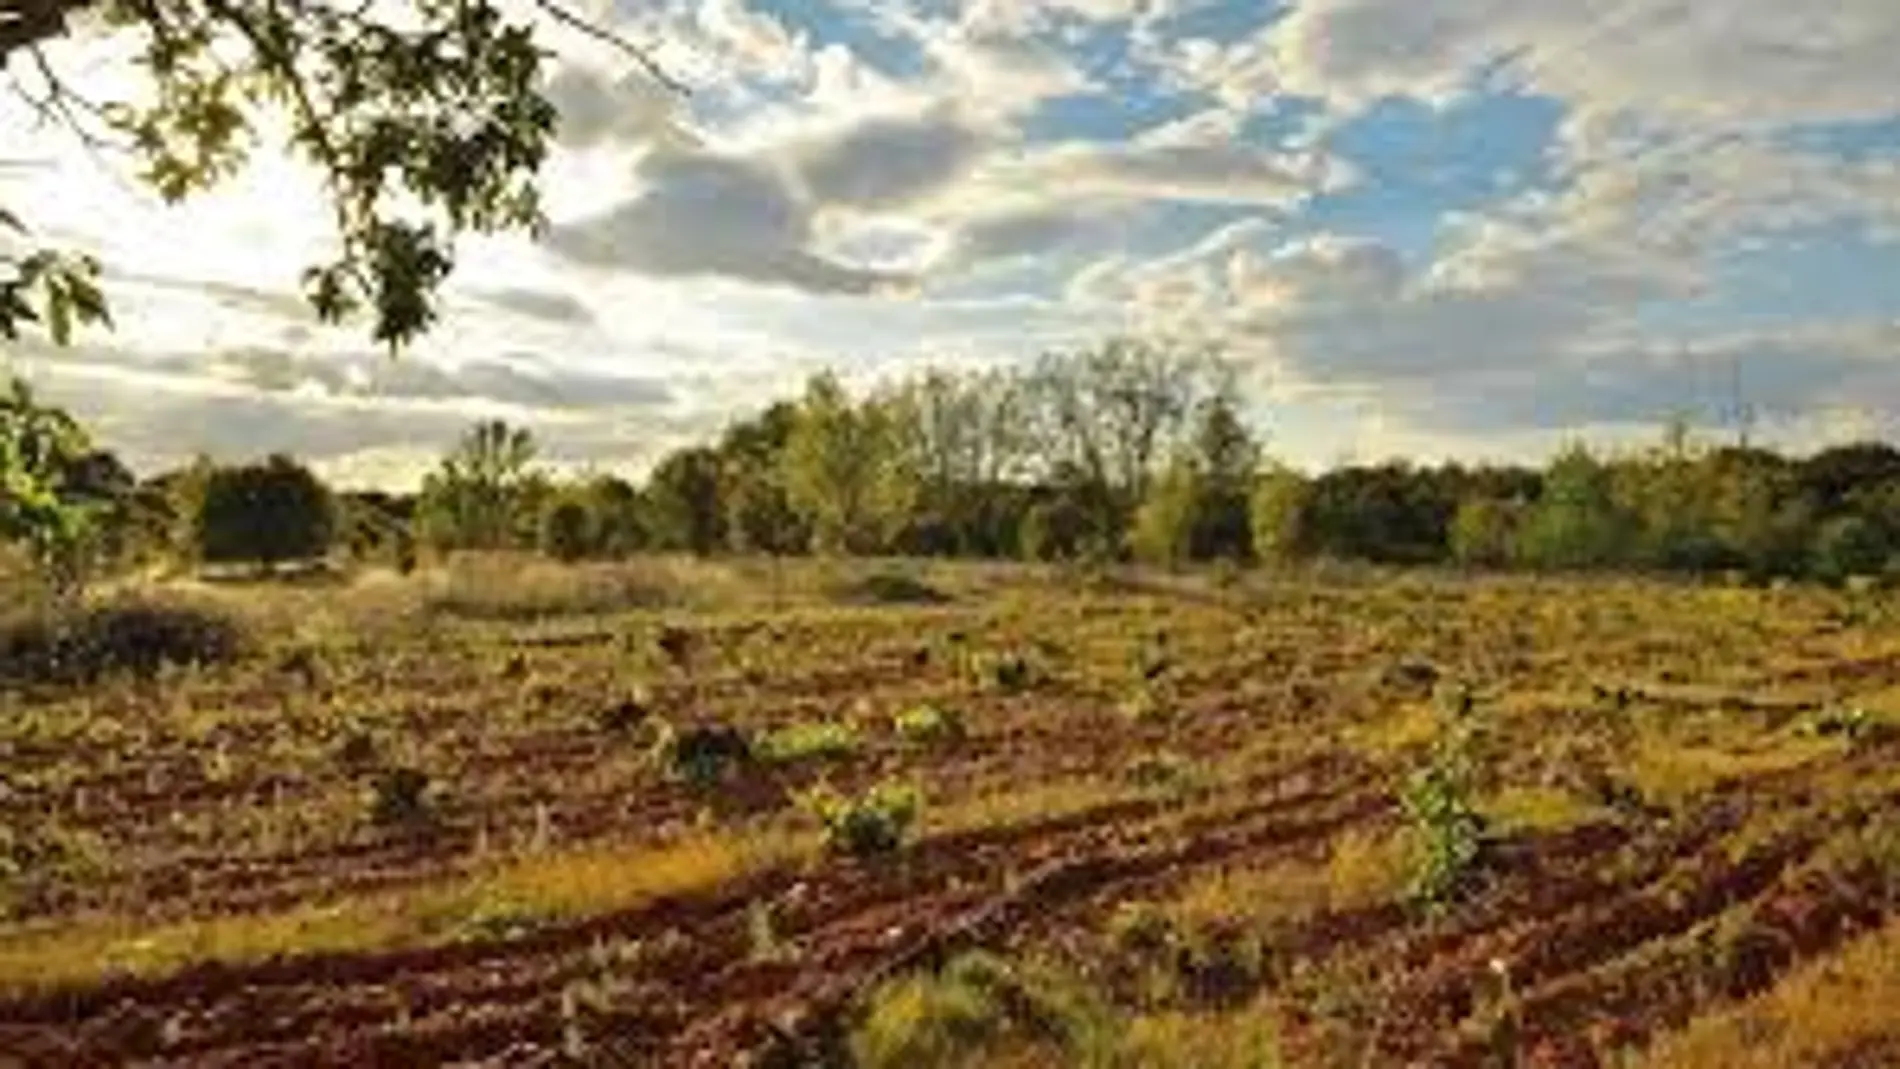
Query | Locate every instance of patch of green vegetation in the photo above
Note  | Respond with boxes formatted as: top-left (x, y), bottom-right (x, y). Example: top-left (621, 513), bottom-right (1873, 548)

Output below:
top-left (893, 703), bottom-right (966, 745)
top-left (851, 951), bottom-right (1115, 1069)
top-left (799, 780), bottom-right (922, 857)
top-left (757, 720), bottom-right (862, 764)
top-left (1401, 714), bottom-right (1491, 910)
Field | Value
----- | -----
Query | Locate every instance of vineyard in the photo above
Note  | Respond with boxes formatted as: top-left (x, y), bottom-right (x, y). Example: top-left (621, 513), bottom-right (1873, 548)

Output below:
top-left (3, 558), bottom-right (1900, 1066)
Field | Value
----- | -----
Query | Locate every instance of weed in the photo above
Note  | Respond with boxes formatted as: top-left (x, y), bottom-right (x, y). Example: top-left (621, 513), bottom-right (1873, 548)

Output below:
top-left (1124, 750), bottom-right (1206, 796)
top-left (799, 781), bottom-right (922, 857)
top-left (595, 688), bottom-right (652, 735)
top-left (758, 720), bottom-right (862, 764)
top-left (1104, 903), bottom-right (1266, 1008)
top-left (850, 951), bottom-right (1113, 1069)
top-left (1120, 686), bottom-right (1172, 726)
top-left (748, 900), bottom-right (787, 962)
top-left (1401, 713), bottom-right (1491, 910)
top-left (892, 703), bottom-right (966, 745)
top-left (978, 651), bottom-right (1041, 693)
top-left (367, 766), bottom-right (434, 827)
top-left (1808, 706), bottom-right (1878, 743)
top-left (450, 896), bottom-right (547, 943)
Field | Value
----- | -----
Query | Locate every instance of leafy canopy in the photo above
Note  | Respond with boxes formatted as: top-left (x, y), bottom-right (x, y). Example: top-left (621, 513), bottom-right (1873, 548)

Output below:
top-left (1, 0), bottom-right (673, 350)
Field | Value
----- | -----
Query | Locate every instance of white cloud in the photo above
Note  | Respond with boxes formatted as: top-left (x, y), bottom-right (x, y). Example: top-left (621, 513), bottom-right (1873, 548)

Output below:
top-left (785, 105), bottom-right (990, 211)
top-left (1263, 0), bottom-right (1900, 128)
top-left (546, 144), bottom-right (912, 294)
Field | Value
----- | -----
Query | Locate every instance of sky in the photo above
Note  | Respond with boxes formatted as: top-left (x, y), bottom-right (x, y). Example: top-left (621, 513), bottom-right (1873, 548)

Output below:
top-left (3, 0), bottom-right (1900, 489)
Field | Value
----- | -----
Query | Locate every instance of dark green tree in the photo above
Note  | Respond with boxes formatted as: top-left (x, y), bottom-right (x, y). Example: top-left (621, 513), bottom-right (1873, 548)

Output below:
top-left (580, 474), bottom-right (646, 557)
top-left (644, 446), bottom-right (725, 555)
top-left (1187, 391), bottom-right (1259, 560)
top-left (186, 454), bottom-right (336, 569)
top-left (538, 494), bottom-right (593, 563)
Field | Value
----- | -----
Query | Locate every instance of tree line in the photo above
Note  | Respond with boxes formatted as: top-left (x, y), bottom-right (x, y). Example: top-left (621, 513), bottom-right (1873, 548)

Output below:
top-left (4, 337), bottom-right (1899, 589)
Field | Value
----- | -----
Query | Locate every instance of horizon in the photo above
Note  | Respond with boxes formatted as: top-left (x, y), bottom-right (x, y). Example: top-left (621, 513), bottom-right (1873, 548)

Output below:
top-left (5, 0), bottom-right (1899, 490)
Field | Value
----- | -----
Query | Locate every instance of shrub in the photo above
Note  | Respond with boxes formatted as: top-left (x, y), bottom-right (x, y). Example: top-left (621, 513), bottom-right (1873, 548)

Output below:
top-left (1812, 515), bottom-right (1890, 585)
top-left (800, 781), bottom-right (921, 857)
top-left (1401, 734), bottom-right (1491, 910)
top-left (650, 721), bottom-right (755, 788)
top-left (538, 496), bottom-right (595, 563)
top-left (0, 594), bottom-right (246, 685)
top-left (850, 951), bottom-right (1112, 1069)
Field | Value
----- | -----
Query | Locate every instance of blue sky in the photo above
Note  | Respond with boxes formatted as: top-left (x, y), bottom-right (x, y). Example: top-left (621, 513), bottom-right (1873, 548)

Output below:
top-left (5, 0), bottom-right (1900, 485)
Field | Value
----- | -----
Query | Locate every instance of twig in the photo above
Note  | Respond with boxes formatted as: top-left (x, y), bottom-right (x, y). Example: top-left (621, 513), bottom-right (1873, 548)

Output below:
top-left (532, 0), bottom-right (689, 96)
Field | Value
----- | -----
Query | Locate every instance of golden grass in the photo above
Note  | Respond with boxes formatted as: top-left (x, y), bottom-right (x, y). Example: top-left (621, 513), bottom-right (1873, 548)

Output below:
top-left (1624, 735), bottom-right (1839, 804)
top-left (1117, 1007), bottom-right (1285, 1068)
top-left (1481, 786), bottom-right (1608, 834)
top-left (0, 830), bottom-right (807, 996)
top-left (1162, 827), bottom-right (1410, 934)
top-left (926, 778), bottom-right (1133, 840)
top-left (1642, 917), bottom-right (1900, 1068)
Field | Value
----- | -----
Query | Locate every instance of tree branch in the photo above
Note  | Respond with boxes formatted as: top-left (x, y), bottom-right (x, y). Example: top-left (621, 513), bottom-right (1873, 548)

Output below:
top-left (0, 0), bottom-right (91, 71)
top-left (532, 0), bottom-right (689, 96)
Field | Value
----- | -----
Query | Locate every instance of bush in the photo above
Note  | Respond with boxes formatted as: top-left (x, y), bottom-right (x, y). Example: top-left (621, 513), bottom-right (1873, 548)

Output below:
top-left (850, 952), bottom-right (1112, 1069)
top-left (1402, 731), bottom-right (1491, 909)
top-left (0, 595), bottom-right (246, 685)
top-left (1812, 515), bottom-right (1890, 585)
top-left (650, 721), bottom-right (755, 788)
top-left (800, 781), bottom-right (921, 857)
top-left (183, 455), bottom-right (336, 569)
top-left (538, 496), bottom-right (595, 563)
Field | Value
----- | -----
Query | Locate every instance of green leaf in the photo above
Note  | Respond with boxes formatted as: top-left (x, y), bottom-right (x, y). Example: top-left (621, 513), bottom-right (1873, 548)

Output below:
top-left (45, 283), bottom-right (73, 346)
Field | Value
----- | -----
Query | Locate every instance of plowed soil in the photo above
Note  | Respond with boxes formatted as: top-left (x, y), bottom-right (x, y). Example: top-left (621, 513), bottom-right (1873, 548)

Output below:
top-left (4, 566), bottom-right (1900, 1066)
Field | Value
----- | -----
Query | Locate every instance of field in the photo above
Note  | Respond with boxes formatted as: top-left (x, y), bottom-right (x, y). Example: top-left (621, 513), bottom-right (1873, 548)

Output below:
top-left (4, 557), bottom-right (1900, 1067)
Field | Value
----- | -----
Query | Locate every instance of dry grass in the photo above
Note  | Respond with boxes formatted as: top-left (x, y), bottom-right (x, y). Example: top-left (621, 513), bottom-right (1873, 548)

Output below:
top-left (1642, 917), bottom-right (1900, 1067)
top-left (1624, 735), bottom-right (1840, 804)
top-left (0, 830), bottom-right (808, 995)
top-left (1481, 786), bottom-right (1608, 834)
top-left (1165, 828), bottom-right (1409, 935)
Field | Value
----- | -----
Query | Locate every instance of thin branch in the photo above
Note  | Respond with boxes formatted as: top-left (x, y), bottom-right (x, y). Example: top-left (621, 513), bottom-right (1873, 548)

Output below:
top-left (532, 0), bottom-right (689, 96)
top-left (27, 43), bottom-right (128, 150)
